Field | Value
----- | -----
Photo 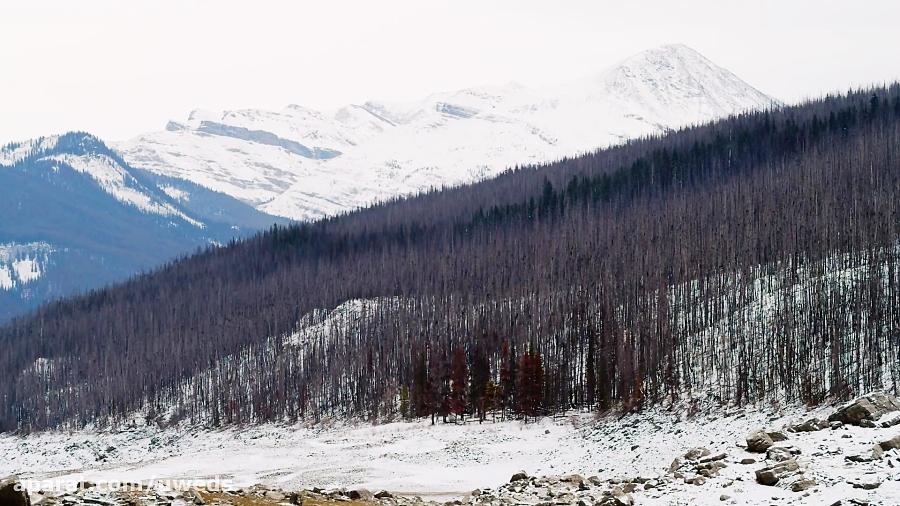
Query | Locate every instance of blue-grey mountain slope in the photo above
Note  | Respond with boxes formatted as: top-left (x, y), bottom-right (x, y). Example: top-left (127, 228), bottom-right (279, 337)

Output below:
top-left (0, 132), bottom-right (285, 321)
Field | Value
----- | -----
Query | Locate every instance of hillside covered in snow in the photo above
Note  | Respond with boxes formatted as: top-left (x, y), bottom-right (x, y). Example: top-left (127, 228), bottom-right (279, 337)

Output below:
top-left (2, 85), bottom-right (897, 434)
top-left (117, 44), bottom-right (779, 221)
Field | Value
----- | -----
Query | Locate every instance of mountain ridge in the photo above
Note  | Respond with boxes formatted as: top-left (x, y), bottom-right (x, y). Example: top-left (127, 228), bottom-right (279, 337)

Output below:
top-left (117, 44), bottom-right (780, 221)
top-left (0, 132), bottom-right (284, 321)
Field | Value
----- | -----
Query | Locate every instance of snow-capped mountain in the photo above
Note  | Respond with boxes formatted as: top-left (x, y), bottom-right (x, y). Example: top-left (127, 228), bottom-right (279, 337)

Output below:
top-left (118, 44), bottom-right (779, 221)
top-left (0, 133), bottom-right (284, 321)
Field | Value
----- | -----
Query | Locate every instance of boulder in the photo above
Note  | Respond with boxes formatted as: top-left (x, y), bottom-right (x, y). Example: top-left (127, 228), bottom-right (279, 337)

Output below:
top-left (698, 452), bottom-right (727, 463)
top-left (561, 474), bottom-right (584, 485)
top-left (345, 489), bottom-right (373, 501)
top-left (668, 457), bottom-right (683, 474)
top-left (609, 486), bottom-right (633, 506)
top-left (790, 478), bottom-right (817, 492)
top-left (739, 458), bottom-right (756, 465)
top-left (829, 392), bottom-right (900, 426)
top-left (879, 434), bottom-right (900, 451)
top-left (683, 475), bottom-right (706, 486)
top-left (746, 430), bottom-right (775, 453)
top-left (852, 480), bottom-right (882, 490)
top-left (766, 446), bottom-right (801, 462)
top-left (0, 477), bottom-right (30, 506)
top-left (766, 431), bottom-right (789, 441)
top-left (790, 418), bottom-right (828, 433)
top-left (509, 471), bottom-right (530, 483)
top-left (683, 447), bottom-right (711, 460)
top-left (755, 459), bottom-right (799, 486)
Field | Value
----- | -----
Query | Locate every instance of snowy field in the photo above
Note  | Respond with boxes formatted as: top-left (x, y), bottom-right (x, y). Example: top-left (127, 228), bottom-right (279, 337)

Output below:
top-left (3, 399), bottom-right (900, 504)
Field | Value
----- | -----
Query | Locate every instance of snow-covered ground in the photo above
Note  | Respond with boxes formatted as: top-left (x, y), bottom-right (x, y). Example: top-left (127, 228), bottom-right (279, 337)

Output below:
top-left (4, 399), bottom-right (899, 504)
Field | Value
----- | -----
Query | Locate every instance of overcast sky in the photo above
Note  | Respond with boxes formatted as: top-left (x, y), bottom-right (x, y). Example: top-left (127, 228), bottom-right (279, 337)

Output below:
top-left (3, 0), bottom-right (899, 144)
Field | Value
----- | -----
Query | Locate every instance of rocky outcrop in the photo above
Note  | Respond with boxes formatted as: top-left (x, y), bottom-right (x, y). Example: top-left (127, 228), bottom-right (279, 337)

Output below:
top-left (828, 392), bottom-right (900, 426)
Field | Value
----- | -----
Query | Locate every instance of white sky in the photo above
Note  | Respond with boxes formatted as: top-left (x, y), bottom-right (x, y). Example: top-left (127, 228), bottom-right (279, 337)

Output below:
top-left (2, 0), bottom-right (899, 144)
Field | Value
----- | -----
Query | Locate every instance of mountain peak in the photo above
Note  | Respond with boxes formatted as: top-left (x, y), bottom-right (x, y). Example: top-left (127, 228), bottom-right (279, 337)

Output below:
top-left (588, 44), bottom-right (778, 124)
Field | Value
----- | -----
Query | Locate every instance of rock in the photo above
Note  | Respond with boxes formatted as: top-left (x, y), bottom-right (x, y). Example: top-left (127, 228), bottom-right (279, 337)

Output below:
top-left (851, 480), bottom-right (882, 490)
top-left (746, 430), bottom-right (775, 453)
top-left (879, 434), bottom-right (900, 451)
top-left (767, 446), bottom-right (800, 462)
top-left (720, 494), bottom-right (731, 501)
top-left (847, 444), bottom-right (884, 462)
top-left (345, 489), bottom-right (373, 501)
top-left (561, 474), bottom-right (584, 485)
top-left (881, 414), bottom-right (900, 428)
top-left (790, 418), bottom-right (828, 432)
top-left (0, 477), bottom-right (30, 506)
top-left (510, 471), bottom-right (529, 483)
top-left (683, 475), bottom-right (706, 486)
top-left (829, 392), bottom-right (900, 426)
top-left (791, 478), bottom-right (817, 492)
top-left (668, 457), bottom-right (683, 474)
top-left (609, 486), bottom-right (633, 506)
top-left (699, 452), bottom-right (727, 463)
top-left (755, 459), bottom-right (799, 486)
top-left (767, 430), bottom-right (789, 441)
top-left (739, 458), bottom-right (756, 465)
top-left (683, 447), bottom-right (711, 460)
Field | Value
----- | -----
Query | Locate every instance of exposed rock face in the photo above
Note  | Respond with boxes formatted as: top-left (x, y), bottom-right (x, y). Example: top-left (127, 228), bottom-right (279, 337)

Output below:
top-left (755, 459), bottom-right (799, 485)
top-left (829, 392), bottom-right (900, 426)
top-left (746, 430), bottom-right (775, 453)
top-left (0, 477), bottom-right (31, 506)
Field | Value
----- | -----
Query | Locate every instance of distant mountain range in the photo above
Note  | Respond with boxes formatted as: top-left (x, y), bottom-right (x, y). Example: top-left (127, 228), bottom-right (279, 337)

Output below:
top-left (0, 44), bottom-right (777, 320)
top-left (117, 44), bottom-right (779, 221)
top-left (0, 133), bottom-right (284, 321)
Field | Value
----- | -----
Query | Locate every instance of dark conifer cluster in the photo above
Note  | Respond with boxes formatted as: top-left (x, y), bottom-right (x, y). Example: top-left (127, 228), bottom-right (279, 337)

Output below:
top-left (2, 86), bottom-right (900, 431)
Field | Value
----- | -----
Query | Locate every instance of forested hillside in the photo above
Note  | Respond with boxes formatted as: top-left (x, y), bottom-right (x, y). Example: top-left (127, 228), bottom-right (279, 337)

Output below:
top-left (2, 86), bottom-right (899, 432)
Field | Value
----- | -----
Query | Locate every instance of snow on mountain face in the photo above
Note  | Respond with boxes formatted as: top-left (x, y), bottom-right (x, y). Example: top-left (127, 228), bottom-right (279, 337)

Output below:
top-left (0, 132), bottom-right (284, 321)
top-left (0, 242), bottom-right (53, 292)
top-left (117, 44), bottom-right (779, 221)
top-left (43, 153), bottom-right (204, 227)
